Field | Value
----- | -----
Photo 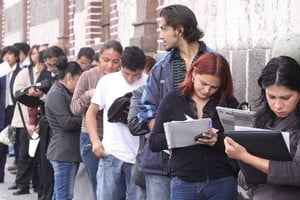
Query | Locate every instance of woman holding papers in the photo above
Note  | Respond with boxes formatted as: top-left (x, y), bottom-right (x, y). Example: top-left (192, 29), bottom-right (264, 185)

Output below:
top-left (224, 56), bottom-right (300, 200)
top-left (149, 52), bottom-right (239, 200)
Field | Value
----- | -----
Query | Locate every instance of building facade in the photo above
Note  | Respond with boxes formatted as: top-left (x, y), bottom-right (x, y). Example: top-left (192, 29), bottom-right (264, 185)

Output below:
top-left (1, 0), bottom-right (299, 106)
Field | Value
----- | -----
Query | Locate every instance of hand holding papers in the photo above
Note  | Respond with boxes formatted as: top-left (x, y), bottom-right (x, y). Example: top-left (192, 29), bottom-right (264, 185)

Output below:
top-left (216, 106), bottom-right (255, 131)
top-left (163, 117), bottom-right (212, 149)
top-left (224, 128), bottom-right (292, 184)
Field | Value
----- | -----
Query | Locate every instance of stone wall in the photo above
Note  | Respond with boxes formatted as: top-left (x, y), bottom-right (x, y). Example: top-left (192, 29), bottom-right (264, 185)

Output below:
top-left (161, 0), bottom-right (300, 107)
top-left (0, 0), bottom-right (299, 108)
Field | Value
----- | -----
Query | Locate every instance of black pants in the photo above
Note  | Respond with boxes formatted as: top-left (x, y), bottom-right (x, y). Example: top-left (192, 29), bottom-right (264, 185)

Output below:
top-left (13, 129), bottom-right (20, 165)
top-left (0, 105), bottom-right (15, 182)
top-left (15, 128), bottom-right (36, 190)
top-left (0, 143), bottom-right (8, 182)
top-left (37, 116), bottom-right (54, 200)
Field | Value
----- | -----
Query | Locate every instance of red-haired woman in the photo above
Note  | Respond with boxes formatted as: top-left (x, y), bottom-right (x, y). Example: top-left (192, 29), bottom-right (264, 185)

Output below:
top-left (149, 52), bottom-right (239, 200)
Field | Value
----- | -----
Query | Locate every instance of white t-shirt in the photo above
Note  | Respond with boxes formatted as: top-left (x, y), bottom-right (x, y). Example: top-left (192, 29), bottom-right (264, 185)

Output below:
top-left (91, 71), bottom-right (147, 164)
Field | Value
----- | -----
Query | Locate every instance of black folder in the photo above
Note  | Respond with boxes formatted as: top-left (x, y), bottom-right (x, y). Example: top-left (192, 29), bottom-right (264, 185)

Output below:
top-left (224, 130), bottom-right (292, 184)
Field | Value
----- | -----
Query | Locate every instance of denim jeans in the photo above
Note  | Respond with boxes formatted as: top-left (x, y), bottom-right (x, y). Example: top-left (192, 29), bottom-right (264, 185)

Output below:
top-left (144, 173), bottom-right (171, 200)
top-left (50, 161), bottom-right (79, 200)
top-left (97, 154), bottom-right (142, 200)
top-left (80, 132), bottom-right (99, 200)
top-left (171, 176), bottom-right (237, 200)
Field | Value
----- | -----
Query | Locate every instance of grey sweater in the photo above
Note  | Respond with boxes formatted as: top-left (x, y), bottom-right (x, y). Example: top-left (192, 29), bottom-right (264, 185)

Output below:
top-left (45, 81), bottom-right (82, 162)
top-left (241, 112), bottom-right (300, 200)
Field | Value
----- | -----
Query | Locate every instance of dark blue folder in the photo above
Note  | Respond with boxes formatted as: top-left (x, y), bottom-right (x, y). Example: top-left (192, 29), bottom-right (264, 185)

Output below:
top-left (224, 130), bottom-right (292, 184)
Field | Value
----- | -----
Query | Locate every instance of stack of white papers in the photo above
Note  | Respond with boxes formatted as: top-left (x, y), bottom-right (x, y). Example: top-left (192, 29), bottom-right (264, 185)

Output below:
top-left (216, 106), bottom-right (255, 131)
top-left (163, 118), bottom-right (212, 149)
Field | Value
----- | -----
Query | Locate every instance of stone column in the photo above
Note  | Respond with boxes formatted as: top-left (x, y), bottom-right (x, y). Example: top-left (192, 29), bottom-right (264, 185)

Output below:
top-left (130, 0), bottom-right (157, 54)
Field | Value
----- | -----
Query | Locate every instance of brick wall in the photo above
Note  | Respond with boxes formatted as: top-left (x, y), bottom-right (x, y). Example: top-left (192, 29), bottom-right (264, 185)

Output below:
top-left (85, 1), bottom-right (102, 46)
top-left (109, 0), bottom-right (118, 39)
top-left (24, 0), bottom-right (30, 42)
top-left (68, 0), bottom-right (75, 55)
top-left (0, 0), bottom-right (299, 107)
top-left (0, 1), bottom-right (3, 45)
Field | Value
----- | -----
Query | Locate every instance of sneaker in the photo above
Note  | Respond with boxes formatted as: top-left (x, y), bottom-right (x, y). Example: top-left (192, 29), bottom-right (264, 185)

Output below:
top-left (7, 164), bottom-right (17, 171)
top-left (8, 183), bottom-right (18, 190)
top-left (13, 189), bottom-right (30, 195)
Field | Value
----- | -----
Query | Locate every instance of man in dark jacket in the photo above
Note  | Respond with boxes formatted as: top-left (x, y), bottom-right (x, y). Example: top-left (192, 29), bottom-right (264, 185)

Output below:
top-left (137, 4), bottom-right (213, 200)
top-left (0, 46), bottom-right (21, 184)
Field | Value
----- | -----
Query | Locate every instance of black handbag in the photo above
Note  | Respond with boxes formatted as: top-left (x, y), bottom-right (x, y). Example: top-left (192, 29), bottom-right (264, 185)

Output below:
top-left (15, 79), bottom-right (52, 107)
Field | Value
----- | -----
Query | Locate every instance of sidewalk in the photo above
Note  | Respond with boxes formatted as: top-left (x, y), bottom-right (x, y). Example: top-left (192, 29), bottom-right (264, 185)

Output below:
top-left (0, 156), bottom-right (37, 200)
top-left (0, 155), bottom-right (248, 200)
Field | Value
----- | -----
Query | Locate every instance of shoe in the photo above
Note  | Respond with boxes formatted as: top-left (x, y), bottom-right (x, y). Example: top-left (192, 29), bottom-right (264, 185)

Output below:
top-left (7, 164), bottom-right (17, 171)
top-left (13, 189), bottom-right (29, 195)
top-left (8, 183), bottom-right (18, 190)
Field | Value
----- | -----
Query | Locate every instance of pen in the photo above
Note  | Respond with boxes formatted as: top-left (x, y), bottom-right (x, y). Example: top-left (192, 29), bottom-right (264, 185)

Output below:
top-left (184, 114), bottom-right (194, 120)
top-left (209, 118), bottom-right (212, 129)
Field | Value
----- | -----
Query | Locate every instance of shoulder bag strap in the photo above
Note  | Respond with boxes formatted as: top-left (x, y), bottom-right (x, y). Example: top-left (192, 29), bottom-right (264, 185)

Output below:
top-left (28, 65), bottom-right (34, 85)
top-left (17, 102), bottom-right (32, 139)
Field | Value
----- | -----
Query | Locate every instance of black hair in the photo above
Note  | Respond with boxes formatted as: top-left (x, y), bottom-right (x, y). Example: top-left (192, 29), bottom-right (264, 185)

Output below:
top-left (29, 45), bottom-right (40, 64)
top-left (38, 50), bottom-right (46, 63)
top-left (99, 39), bottom-right (123, 56)
top-left (121, 46), bottom-right (146, 71)
top-left (77, 47), bottom-right (95, 61)
top-left (2, 45), bottom-right (20, 63)
top-left (159, 4), bottom-right (204, 42)
top-left (54, 56), bottom-right (68, 71)
top-left (144, 55), bottom-right (156, 74)
top-left (93, 52), bottom-right (99, 62)
top-left (1, 46), bottom-right (12, 59)
top-left (57, 60), bottom-right (83, 80)
top-left (254, 56), bottom-right (300, 128)
top-left (43, 46), bottom-right (65, 59)
top-left (13, 42), bottom-right (31, 55)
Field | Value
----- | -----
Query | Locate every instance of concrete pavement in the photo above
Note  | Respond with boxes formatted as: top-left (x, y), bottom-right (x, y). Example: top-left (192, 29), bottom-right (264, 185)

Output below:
top-left (0, 155), bottom-right (93, 200)
top-left (0, 156), bottom-right (37, 200)
top-left (0, 155), bottom-right (249, 200)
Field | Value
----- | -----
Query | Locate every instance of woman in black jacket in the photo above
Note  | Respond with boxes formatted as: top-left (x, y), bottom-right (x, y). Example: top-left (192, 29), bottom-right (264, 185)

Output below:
top-left (45, 58), bottom-right (83, 200)
top-left (149, 52), bottom-right (238, 200)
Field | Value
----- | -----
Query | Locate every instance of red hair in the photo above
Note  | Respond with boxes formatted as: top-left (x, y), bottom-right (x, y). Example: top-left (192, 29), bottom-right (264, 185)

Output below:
top-left (180, 52), bottom-right (233, 105)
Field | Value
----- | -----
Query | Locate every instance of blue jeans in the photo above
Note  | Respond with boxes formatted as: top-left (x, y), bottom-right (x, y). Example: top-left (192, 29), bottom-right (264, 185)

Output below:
top-left (50, 161), bottom-right (79, 200)
top-left (144, 173), bottom-right (171, 200)
top-left (80, 132), bottom-right (99, 200)
top-left (171, 176), bottom-right (237, 200)
top-left (97, 154), bottom-right (142, 200)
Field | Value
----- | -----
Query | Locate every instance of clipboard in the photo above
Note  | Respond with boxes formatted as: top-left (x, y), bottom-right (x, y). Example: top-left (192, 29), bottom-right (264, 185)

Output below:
top-left (216, 106), bottom-right (255, 131)
top-left (163, 118), bottom-right (211, 149)
top-left (224, 130), bottom-right (292, 184)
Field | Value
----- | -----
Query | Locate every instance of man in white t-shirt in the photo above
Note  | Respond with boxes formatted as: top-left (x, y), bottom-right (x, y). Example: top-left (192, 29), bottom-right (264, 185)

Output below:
top-left (86, 46), bottom-right (147, 199)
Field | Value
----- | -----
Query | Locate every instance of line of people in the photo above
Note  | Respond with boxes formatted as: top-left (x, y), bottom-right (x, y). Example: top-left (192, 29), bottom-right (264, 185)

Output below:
top-left (0, 3), bottom-right (299, 200)
top-left (0, 41), bottom-right (96, 199)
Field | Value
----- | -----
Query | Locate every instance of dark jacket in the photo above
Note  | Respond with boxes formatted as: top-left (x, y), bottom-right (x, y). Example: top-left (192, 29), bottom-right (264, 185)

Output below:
top-left (137, 41), bottom-right (213, 175)
top-left (240, 111), bottom-right (300, 200)
top-left (128, 86), bottom-right (149, 136)
top-left (45, 82), bottom-right (82, 162)
top-left (149, 89), bottom-right (239, 181)
top-left (0, 65), bottom-right (21, 129)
